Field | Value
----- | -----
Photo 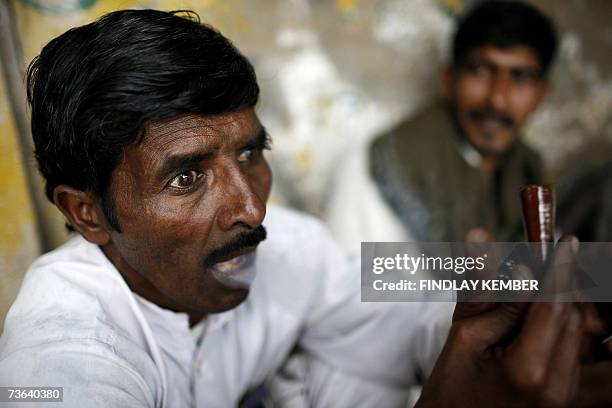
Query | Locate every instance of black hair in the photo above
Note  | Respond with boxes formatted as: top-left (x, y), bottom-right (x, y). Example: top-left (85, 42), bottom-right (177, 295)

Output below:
top-left (452, 0), bottom-right (558, 76)
top-left (27, 9), bottom-right (259, 231)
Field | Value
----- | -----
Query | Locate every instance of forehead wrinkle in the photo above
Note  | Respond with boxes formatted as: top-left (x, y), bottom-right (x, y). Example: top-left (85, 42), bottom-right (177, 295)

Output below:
top-left (146, 123), bottom-right (217, 153)
top-left (137, 109), bottom-right (261, 162)
top-left (149, 122), bottom-right (216, 139)
top-left (148, 132), bottom-right (216, 158)
top-left (144, 115), bottom-right (251, 156)
top-left (147, 112), bottom-right (250, 138)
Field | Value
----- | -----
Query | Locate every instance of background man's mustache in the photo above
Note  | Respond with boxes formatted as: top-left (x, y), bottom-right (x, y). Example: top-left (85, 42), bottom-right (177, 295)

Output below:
top-left (204, 226), bottom-right (267, 267)
top-left (469, 108), bottom-right (514, 128)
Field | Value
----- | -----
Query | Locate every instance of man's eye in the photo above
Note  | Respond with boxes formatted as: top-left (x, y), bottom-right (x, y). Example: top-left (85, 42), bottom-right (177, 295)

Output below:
top-left (168, 170), bottom-right (201, 188)
top-left (470, 64), bottom-right (491, 77)
top-left (512, 70), bottom-right (537, 84)
top-left (237, 149), bottom-right (254, 163)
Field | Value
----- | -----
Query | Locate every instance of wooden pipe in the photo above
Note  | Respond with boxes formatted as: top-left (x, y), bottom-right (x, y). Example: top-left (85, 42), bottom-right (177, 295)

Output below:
top-left (520, 184), bottom-right (555, 263)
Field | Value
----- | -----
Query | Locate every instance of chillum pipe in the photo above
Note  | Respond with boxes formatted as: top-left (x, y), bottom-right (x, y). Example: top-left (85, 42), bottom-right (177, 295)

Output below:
top-left (520, 184), bottom-right (555, 263)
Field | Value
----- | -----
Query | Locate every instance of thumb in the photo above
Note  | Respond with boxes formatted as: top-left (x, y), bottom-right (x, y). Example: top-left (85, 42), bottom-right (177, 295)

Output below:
top-left (453, 302), bottom-right (529, 349)
top-left (453, 301), bottom-right (496, 323)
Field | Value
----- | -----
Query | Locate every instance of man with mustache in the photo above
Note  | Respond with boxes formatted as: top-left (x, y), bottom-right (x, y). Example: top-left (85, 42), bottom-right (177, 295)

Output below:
top-left (0, 9), bottom-right (453, 407)
top-left (327, 0), bottom-right (554, 247)
top-left (2, 6), bottom-right (606, 408)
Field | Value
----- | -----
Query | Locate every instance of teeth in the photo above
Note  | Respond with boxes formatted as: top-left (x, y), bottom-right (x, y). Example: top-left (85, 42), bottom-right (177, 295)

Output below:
top-left (212, 255), bottom-right (246, 273)
top-left (211, 252), bottom-right (257, 290)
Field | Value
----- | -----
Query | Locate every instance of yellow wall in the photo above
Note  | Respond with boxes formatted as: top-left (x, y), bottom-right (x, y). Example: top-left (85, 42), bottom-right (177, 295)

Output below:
top-left (0, 62), bottom-right (40, 331)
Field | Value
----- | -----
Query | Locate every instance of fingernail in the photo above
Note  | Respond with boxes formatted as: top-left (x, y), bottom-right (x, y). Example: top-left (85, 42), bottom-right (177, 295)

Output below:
top-left (512, 264), bottom-right (533, 280)
top-left (465, 228), bottom-right (493, 243)
top-left (569, 236), bottom-right (580, 255)
top-left (559, 235), bottom-right (580, 254)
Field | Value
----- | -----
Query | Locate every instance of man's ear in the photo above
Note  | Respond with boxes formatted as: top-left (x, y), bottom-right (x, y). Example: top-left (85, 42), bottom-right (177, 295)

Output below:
top-left (53, 186), bottom-right (111, 245)
top-left (439, 65), bottom-right (455, 102)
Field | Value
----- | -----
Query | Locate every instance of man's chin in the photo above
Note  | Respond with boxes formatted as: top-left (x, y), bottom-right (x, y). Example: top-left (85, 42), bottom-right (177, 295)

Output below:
top-left (205, 287), bottom-right (250, 314)
top-left (474, 144), bottom-right (510, 158)
top-left (466, 132), bottom-right (516, 158)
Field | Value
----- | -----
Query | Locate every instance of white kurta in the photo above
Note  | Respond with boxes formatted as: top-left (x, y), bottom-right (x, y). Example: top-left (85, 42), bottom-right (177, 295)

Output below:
top-left (326, 141), bottom-right (413, 254)
top-left (0, 206), bottom-right (451, 407)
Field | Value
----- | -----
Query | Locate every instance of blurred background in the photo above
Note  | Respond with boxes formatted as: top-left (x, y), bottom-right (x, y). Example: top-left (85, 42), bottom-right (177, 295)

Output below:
top-left (1, 0), bottom-right (611, 331)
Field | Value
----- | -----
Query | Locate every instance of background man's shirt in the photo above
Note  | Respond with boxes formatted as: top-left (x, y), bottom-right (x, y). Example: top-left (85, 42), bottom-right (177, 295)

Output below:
top-left (326, 104), bottom-right (542, 250)
top-left (370, 104), bottom-right (542, 242)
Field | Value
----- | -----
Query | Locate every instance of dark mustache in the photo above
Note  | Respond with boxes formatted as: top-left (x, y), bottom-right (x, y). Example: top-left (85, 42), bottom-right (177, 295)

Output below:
top-left (204, 225), bottom-right (267, 268)
top-left (469, 108), bottom-right (514, 128)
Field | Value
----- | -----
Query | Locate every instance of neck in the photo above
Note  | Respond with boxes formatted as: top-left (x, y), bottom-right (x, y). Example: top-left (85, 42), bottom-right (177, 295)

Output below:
top-left (479, 154), bottom-right (504, 172)
top-left (454, 134), bottom-right (504, 172)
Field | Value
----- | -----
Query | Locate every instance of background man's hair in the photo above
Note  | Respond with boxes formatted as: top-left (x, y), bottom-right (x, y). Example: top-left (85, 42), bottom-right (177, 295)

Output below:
top-left (27, 9), bottom-right (259, 231)
top-left (452, 0), bottom-right (558, 76)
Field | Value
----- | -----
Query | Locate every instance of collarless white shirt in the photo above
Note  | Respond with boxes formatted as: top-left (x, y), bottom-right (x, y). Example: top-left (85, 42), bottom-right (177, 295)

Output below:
top-left (0, 206), bottom-right (452, 407)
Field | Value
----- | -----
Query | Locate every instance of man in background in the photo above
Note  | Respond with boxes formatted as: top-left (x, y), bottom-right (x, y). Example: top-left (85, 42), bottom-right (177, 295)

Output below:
top-left (327, 0), bottom-right (555, 248)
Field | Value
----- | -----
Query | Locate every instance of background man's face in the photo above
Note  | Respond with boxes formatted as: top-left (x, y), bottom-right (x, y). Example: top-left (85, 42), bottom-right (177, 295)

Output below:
top-left (103, 107), bottom-right (272, 314)
top-left (445, 45), bottom-right (549, 158)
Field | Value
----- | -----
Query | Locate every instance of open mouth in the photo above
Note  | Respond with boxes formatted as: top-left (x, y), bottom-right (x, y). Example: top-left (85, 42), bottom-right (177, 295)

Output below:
top-left (470, 111), bottom-right (513, 131)
top-left (478, 118), bottom-right (510, 137)
top-left (212, 253), bottom-right (251, 272)
top-left (211, 251), bottom-right (257, 289)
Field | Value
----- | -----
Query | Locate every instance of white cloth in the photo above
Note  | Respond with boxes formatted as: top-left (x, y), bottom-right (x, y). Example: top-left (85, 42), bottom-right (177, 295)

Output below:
top-left (326, 141), bottom-right (413, 254)
top-left (0, 206), bottom-right (452, 407)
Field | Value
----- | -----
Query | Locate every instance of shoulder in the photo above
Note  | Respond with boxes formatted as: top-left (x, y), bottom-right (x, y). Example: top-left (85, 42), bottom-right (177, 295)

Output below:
top-left (4, 236), bottom-right (125, 325)
top-left (370, 104), bottom-right (453, 174)
top-left (0, 237), bottom-right (162, 405)
top-left (1, 236), bottom-right (150, 369)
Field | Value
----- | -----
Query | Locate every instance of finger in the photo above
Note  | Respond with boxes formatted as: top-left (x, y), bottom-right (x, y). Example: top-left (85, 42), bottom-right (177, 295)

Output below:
top-left (453, 301), bottom-right (496, 323)
top-left (452, 302), bottom-right (529, 351)
top-left (540, 235), bottom-right (579, 298)
top-left (503, 237), bottom-right (579, 380)
top-left (453, 259), bottom-right (532, 347)
top-left (505, 301), bottom-right (572, 384)
top-left (579, 303), bottom-right (607, 336)
top-left (558, 234), bottom-right (580, 253)
top-left (465, 228), bottom-right (495, 243)
top-left (511, 263), bottom-right (535, 304)
top-left (461, 229), bottom-right (500, 303)
top-left (537, 307), bottom-right (583, 406)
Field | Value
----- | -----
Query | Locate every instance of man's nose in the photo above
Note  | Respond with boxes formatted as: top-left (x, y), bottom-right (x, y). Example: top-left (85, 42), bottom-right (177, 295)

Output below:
top-left (488, 73), bottom-right (511, 112)
top-left (217, 165), bottom-right (266, 231)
